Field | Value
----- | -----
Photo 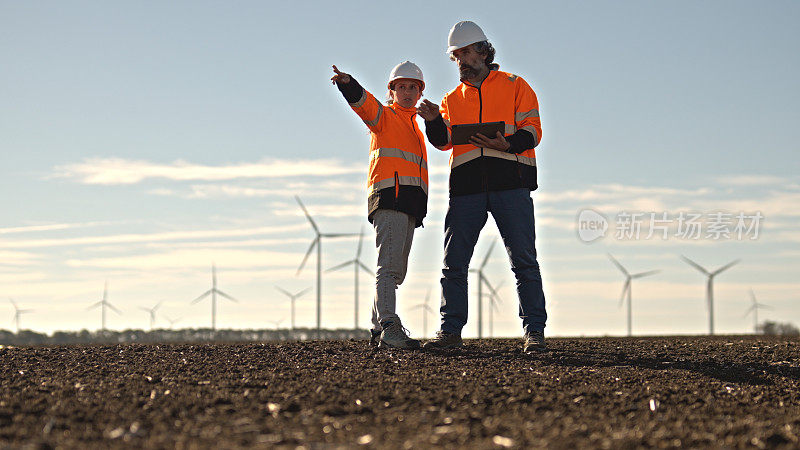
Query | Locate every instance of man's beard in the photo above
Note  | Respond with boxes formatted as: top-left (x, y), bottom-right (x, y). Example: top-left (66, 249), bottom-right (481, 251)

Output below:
top-left (459, 63), bottom-right (480, 81)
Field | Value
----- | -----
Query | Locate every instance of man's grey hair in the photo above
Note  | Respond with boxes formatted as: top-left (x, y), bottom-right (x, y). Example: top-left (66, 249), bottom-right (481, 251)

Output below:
top-left (450, 40), bottom-right (499, 70)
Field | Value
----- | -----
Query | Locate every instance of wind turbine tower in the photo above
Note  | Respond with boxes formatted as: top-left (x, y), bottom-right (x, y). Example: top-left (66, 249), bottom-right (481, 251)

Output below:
top-left (608, 254), bottom-right (659, 337)
top-left (139, 301), bottom-right (162, 330)
top-left (190, 264), bottom-right (239, 331)
top-left (275, 286), bottom-right (310, 330)
top-left (485, 279), bottom-right (504, 338)
top-left (295, 196), bottom-right (357, 335)
top-left (469, 240), bottom-right (496, 339)
top-left (681, 255), bottom-right (739, 335)
top-left (744, 289), bottom-right (772, 334)
top-left (165, 316), bottom-right (182, 330)
top-left (87, 281), bottom-right (121, 332)
top-left (9, 299), bottom-right (33, 333)
top-left (410, 288), bottom-right (434, 338)
top-left (327, 227), bottom-right (372, 329)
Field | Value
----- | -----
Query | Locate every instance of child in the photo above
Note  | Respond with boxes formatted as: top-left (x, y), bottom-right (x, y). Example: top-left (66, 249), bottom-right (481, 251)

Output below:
top-left (331, 62), bottom-right (429, 349)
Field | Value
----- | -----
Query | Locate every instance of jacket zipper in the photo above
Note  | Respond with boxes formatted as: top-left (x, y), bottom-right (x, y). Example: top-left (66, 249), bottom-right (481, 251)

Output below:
top-left (394, 171), bottom-right (400, 208)
top-left (477, 83), bottom-right (488, 192)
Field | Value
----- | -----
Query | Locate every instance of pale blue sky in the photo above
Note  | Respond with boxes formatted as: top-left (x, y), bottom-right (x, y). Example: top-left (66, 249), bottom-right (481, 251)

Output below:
top-left (1, 1), bottom-right (798, 336)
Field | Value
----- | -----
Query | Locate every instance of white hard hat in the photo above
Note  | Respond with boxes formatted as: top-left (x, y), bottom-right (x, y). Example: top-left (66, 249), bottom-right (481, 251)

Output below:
top-left (387, 61), bottom-right (424, 90)
top-left (447, 20), bottom-right (488, 54)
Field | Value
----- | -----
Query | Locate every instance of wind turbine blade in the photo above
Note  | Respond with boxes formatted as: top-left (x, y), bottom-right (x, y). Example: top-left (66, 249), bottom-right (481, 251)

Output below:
top-left (358, 261), bottom-right (373, 275)
top-left (107, 303), bottom-right (123, 315)
top-left (295, 196), bottom-right (319, 234)
top-left (480, 240), bottom-right (497, 270)
top-left (321, 233), bottom-right (360, 238)
top-left (295, 287), bottom-right (311, 298)
top-left (619, 279), bottom-right (630, 307)
top-left (9, 299), bottom-right (18, 310)
top-left (743, 305), bottom-right (756, 318)
top-left (138, 307), bottom-right (151, 312)
top-left (712, 259), bottom-right (740, 276)
top-left (356, 226), bottom-right (365, 257)
top-left (425, 287), bottom-right (432, 304)
top-left (153, 301), bottom-right (163, 312)
top-left (191, 290), bottom-right (213, 304)
top-left (296, 237), bottom-right (319, 275)
top-left (750, 289), bottom-right (757, 305)
top-left (680, 255), bottom-right (709, 275)
top-left (423, 305), bottom-right (433, 313)
top-left (607, 253), bottom-right (629, 276)
top-left (631, 269), bottom-right (660, 279)
top-left (216, 290), bottom-right (239, 303)
top-left (325, 260), bottom-right (354, 273)
top-left (481, 274), bottom-right (499, 298)
top-left (758, 304), bottom-right (773, 310)
top-left (494, 281), bottom-right (506, 304)
top-left (19, 309), bottom-right (34, 314)
top-left (275, 286), bottom-right (293, 298)
top-left (87, 301), bottom-right (103, 311)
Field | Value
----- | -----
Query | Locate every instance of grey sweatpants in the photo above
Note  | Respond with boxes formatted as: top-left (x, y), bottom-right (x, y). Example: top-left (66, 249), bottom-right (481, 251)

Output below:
top-left (371, 209), bottom-right (416, 330)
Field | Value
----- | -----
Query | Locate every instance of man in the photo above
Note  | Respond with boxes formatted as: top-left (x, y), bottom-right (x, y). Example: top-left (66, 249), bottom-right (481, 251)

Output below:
top-left (332, 62), bottom-right (428, 349)
top-left (417, 21), bottom-right (547, 352)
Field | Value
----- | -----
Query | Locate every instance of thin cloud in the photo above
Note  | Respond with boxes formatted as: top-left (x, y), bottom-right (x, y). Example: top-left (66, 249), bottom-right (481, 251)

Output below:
top-left (0, 224), bottom-right (307, 249)
top-left (0, 221), bottom-right (111, 235)
top-left (65, 248), bottom-right (305, 269)
top-left (52, 157), bottom-right (363, 185)
top-left (714, 174), bottom-right (790, 186)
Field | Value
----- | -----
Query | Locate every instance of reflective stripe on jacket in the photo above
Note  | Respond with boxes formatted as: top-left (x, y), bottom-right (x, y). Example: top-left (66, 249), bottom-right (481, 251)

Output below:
top-left (438, 70), bottom-right (541, 196)
top-left (349, 88), bottom-right (428, 227)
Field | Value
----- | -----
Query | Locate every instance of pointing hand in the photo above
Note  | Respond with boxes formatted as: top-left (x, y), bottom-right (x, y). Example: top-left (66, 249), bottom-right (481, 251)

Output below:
top-left (331, 65), bottom-right (351, 85)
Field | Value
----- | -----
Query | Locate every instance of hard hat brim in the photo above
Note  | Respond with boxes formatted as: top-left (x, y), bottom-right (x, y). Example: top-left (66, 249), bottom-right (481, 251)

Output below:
top-left (387, 78), bottom-right (425, 91)
top-left (446, 40), bottom-right (483, 55)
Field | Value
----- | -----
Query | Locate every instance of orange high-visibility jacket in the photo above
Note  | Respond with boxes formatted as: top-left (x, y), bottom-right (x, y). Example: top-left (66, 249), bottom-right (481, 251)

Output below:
top-left (347, 85), bottom-right (428, 227)
top-left (438, 70), bottom-right (541, 196)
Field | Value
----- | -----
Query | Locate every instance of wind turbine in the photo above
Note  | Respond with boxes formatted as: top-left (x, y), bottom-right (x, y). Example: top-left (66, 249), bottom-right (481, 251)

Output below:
top-left (326, 227), bottom-right (373, 329)
top-left (295, 195), bottom-right (358, 336)
top-left (608, 254), bottom-right (659, 337)
top-left (744, 289), bottom-right (772, 334)
top-left (485, 279), bottom-right (504, 338)
top-left (190, 263), bottom-right (239, 331)
top-left (165, 316), bottom-right (182, 330)
top-left (410, 288), bottom-right (434, 338)
top-left (469, 240), bottom-right (496, 339)
top-left (8, 299), bottom-right (33, 333)
top-left (138, 301), bottom-right (162, 330)
top-left (681, 255), bottom-right (739, 335)
top-left (87, 281), bottom-right (121, 332)
top-left (275, 286), bottom-right (310, 330)
top-left (269, 318), bottom-right (285, 329)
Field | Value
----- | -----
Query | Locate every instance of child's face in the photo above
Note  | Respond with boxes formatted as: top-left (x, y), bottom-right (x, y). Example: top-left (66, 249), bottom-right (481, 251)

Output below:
top-left (391, 79), bottom-right (422, 108)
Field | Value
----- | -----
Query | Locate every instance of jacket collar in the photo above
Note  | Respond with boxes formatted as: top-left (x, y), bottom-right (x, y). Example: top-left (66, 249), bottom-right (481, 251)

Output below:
top-left (391, 103), bottom-right (418, 115)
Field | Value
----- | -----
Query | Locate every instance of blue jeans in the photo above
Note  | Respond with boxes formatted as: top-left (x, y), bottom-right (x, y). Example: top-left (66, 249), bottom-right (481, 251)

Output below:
top-left (440, 188), bottom-right (546, 336)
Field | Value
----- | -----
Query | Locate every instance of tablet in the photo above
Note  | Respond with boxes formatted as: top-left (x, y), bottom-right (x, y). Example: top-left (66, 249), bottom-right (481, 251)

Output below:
top-left (451, 121), bottom-right (505, 145)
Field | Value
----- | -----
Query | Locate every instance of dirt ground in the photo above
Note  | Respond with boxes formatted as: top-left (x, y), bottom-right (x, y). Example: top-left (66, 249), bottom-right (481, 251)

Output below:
top-left (1, 335), bottom-right (799, 449)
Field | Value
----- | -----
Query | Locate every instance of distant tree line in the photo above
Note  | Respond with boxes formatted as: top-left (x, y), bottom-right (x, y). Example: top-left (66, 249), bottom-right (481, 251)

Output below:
top-left (758, 321), bottom-right (800, 336)
top-left (0, 328), bottom-right (368, 346)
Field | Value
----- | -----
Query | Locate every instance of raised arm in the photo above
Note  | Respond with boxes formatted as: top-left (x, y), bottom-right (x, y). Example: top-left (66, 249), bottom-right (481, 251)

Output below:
top-left (331, 65), bottom-right (385, 132)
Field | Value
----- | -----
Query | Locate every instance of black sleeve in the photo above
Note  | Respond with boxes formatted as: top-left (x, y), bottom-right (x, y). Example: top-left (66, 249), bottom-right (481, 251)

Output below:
top-left (336, 77), bottom-right (365, 104)
top-left (425, 115), bottom-right (449, 147)
top-left (505, 129), bottom-right (536, 154)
